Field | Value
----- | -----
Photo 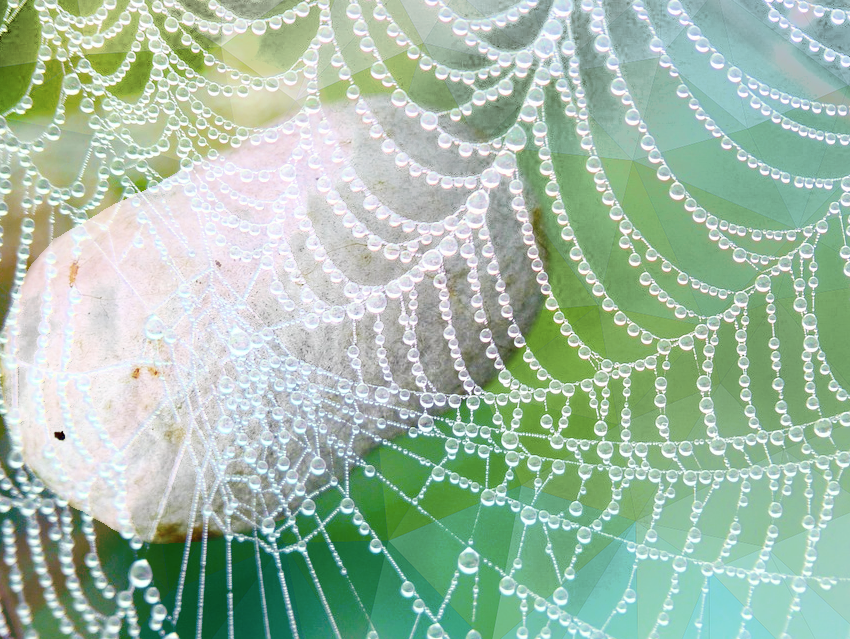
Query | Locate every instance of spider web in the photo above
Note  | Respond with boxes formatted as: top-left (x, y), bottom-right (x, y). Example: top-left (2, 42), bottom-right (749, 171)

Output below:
top-left (0, 0), bottom-right (850, 637)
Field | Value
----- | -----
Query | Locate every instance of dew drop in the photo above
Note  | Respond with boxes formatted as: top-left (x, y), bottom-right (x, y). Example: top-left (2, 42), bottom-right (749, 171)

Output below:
top-left (145, 315), bottom-right (164, 341)
top-left (216, 416), bottom-right (234, 434)
top-left (493, 151), bottom-right (516, 176)
top-left (420, 111), bottom-right (438, 131)
top-left (669, 182), bottom-right (686, 200)
top-left (501, 431), bottom-right (518, 450)
top-left (421, 249), bottom-right (443, 272)
top-left (709, 52), bottom-right (725, 70)
top-left (365, 292), bottom-right (387, 314)
top-left (499, 575), bottom-right (516, 595)
top-left (228, 328), bottom-right (251, 357)
top-left (458, 546), bottom-right (480, 575)
top-left (62, 73), bottom-right (82, 96)
top-left (301, 499), bottom-right (316, 516)
top-left (261, 517), bottom-right (275, 533)
top-left (426, 623), bottom-right (445, 638)
top-left (129, 559), bottom-right (153, 589)
top-left (520, 506), bottom-right (537, 526)
top-left (534, 37), bottom-right (555, 59)
top-left (505, 124), bottom-right (527, 152)
top-left (400, 580), bottom-right (416, 598)
top-left (466, 189), bottom-right (489, 215)
top-left (553, 586), bottom-right (569, 605)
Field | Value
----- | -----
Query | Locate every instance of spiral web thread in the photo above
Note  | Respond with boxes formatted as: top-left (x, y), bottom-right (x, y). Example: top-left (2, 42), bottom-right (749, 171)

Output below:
top-left (1, 0), bottom-right (850, 637)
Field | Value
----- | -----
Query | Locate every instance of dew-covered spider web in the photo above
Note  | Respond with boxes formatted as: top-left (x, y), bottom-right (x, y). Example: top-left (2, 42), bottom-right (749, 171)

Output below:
top-left (2, 0), bottom-right (850, 637)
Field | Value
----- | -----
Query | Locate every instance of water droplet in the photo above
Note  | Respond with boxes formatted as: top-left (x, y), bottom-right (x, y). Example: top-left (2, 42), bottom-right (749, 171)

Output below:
top-left (710, 52), bottom-right (725, 70)
top-left (553, 586), bottom-right (569, 605)
top-left (310, 457), bottom-right (327, 475)
top-left (261, 517), bottom-right (275, 534)
top-left (534, 37), bottom-right (555, 59)
top-left (480, 168), bottom-right (500, 189)
top-left (499, 575), bottom-right (516, 595)
top-left (709, 438), bottom-right (726, 456)
top-left (301, 499), bottom-right (316, 516)
top-left (814, 418), bottom-right (832, 438)
top-left (669, 182), bottom-right (686, 200)
top-left (145, 316), bottom-right (164, 341)
top-left (755, 274), bottom-right (771, 293)
top-left (152, 53), bottom-right (169, 70)
top-left (791, 576), bottom-right (807, 594)
top-left (520, 506), bottom-right (537, 526)
top-left (228, 328), bottom-right (251, 357)
top-left (421, 249), bottom-right (443, 272)
top-left (594, 34), bottom-right (611, 53)
top-left (458, 546), bottom-right (479, 575)
top-left (493, 151), bottom-right (516, 176)
top-left (505, 124), bottom-right (527, 152)
top-left (129, 559), bottom-right (153, 589)
top-left (267, 221), bottom-right (284, 240)
top-left (466, 189), bottom-right (489, 215)
top-left (62, 73), bottom-right (82, 96)
top-left (553, 0), bottom-right (573, 17)
top-left (438, 236), bottom-right (458, 257)
top-left (803, 335), bottom-right (819, 352)
top-left (217, 376), bottom-right (235, 395)
top-left (70, 181), bottom-right (86, 198)
top-left (420, 111), bottom-right (438, 131)
top-left (501, 431), bottom-right (518, 450)
top-left (365, 293), bottom-right (387, 314)
top-left (34, 177), bottom-right (51, 195)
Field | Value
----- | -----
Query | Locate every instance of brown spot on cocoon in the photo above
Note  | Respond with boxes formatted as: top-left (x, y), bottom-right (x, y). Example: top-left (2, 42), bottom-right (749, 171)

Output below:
top-left (153, 522), bottom-right (204, 544)
top-left (162, 422), bottom-right (185, 445)
top-left (131, 366), bottom-right (159, 379)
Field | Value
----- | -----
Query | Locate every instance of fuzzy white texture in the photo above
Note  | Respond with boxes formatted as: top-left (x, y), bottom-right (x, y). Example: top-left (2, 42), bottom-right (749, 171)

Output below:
top-left (1, 96), bottom-right (543, 543)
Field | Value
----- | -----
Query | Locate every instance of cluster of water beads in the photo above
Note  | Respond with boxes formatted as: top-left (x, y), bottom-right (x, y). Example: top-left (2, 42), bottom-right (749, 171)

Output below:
top-left (2, 0), bottom-right (850, 636)
top-left (648, 0), bottom-right (850, 187)
top-left (762, 0), bottom-right (850, 68)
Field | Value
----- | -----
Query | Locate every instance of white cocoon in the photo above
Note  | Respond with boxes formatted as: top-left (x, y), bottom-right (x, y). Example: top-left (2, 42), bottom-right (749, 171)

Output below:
top-left (1, 96), bottom-right (543, 542)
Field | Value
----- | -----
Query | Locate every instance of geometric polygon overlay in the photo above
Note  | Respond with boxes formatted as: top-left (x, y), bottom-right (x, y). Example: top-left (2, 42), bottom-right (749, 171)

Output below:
top-left (1, 0), bottom-right (850, 637)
